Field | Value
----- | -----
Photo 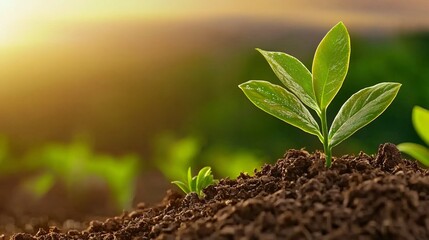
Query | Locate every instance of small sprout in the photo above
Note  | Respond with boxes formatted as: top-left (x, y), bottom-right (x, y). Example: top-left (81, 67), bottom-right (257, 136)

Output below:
top-left (398, 106), bottom-right (429, 166)
top-left (172, 166), bottom-right (215, 197)
top-left (239, 22), bottom-right (401, 168)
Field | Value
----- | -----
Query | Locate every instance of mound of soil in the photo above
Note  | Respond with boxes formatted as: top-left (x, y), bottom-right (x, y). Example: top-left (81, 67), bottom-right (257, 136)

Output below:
top-left (9, 143), bottom-right (429, 239)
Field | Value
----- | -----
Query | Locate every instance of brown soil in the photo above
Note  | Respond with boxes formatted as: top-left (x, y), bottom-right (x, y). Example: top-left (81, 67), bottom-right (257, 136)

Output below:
top-left (8, 143), bottom-right (429, 240)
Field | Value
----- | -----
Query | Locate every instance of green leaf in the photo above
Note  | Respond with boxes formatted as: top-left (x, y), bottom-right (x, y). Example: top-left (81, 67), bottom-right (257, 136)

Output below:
top-left (196, 166), bottom-right (211, 193)
top-left (312, 22), bottom-right (350, 109)
top-left (239, 80), bottom-right (322, 140)
top-left (329, 82), bottom-right (401, 148)
top-left (257, 49), bottom-right (320, 114)
top-left (190, 176), bottom-right (197, 192)
top-left (172, 180), bottom-right (189, 194)
top-left (203, 175), bottom-right (214, 188)
top-left (187, 167), bottom-right (193, 191)
top-left (413, 106), bottom-right (429, 146)
top-left (397, 143), bottom-right (429, 166)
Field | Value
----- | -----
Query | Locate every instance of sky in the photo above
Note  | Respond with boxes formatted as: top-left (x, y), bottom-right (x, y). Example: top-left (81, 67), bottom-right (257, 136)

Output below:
top-left (1, 0), bottom-right (429, 47)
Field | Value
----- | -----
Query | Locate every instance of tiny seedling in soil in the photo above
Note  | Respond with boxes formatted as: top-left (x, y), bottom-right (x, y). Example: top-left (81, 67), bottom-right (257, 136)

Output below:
top-left (239, 22), bottom-right (401, 167)
top-left (398, 106), bottom-right (429, 166)
top-left (172, 166), bottom-right (215, 197)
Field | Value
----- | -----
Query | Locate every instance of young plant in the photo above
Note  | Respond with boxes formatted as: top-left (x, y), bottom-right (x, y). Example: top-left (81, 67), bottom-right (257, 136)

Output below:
top-left (239, 22), bottom-right (401, 167)
top-left (172, 166), bottom-right (215, 197)
top-left (398, 106), bottom-right (429, 166)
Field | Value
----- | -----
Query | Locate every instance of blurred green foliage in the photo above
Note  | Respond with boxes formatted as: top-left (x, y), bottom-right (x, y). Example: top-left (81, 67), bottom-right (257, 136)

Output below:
top-left (0, 137), bottom-right (140, 210)
top-left (154, 134), bottom-right (201, 181)
top-left (153, 133), bottom-right (263, 180)
top-left (204, 147), bottom-right (263, 178)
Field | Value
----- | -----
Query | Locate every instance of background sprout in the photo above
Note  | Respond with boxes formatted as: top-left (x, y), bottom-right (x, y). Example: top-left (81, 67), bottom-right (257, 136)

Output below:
top-left (398, 106), bottom-right (429, 166)
top-left (22, 140), bottom-right (140, 210)
top-left (239, 22), bottom-right (401, 167)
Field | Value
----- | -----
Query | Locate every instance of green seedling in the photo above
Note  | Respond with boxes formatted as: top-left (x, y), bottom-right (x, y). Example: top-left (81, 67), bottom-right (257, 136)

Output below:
top-left (172, 166), bottom-right (215, 197)
top-left (398, 106), bottom-right (429, 166)
top-left (239, 22), bottom-right (401, 167)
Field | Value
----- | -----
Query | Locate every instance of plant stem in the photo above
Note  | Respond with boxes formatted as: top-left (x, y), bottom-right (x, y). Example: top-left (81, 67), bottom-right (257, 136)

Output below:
top-left (320, 108), bottom-right (332, 168)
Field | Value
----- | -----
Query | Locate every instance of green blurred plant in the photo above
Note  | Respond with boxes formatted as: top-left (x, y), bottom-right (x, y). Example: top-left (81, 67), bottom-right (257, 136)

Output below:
top-left (154, 133), bottom-right (263, 180)
top-left (154, 134), bottom-right (200, 181)
top-left (85, 153), bottom-right (140, 210)
top-left (239, 22), bottom-right (401, 167)
top-left (207, 147), bottom-right (263, 178)
top-left (172, 166), bottom-right (215, 197)
top-left (22, 139), bottom-right (140, 210)
top-left (398, 106), bottom-right (429, 166)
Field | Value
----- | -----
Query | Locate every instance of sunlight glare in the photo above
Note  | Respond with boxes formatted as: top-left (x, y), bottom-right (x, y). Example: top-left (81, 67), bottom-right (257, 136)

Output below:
top-left (0, 2), bottom-right (26, 45)
top-left (0, 1), bottom-right (183, 47)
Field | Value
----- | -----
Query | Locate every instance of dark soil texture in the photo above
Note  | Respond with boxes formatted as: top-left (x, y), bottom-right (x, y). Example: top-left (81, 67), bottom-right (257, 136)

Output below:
top-left (9, 143), bottom-right (429, 240)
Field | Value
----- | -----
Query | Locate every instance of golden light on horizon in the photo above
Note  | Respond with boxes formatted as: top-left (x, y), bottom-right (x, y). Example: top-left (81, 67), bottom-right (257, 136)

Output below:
top-left (1, 0), bottom-right (429, 48)
top-left (0, 2), bottom-right (30, 46)
top-left (0, 1), bottom-right (173, 47)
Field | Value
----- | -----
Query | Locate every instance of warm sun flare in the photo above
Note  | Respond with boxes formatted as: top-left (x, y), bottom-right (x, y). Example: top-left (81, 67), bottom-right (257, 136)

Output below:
top-left (0, 1), bottom-right (179, 47)
top-left (0, 3), bottom-right (24, 45)
top-left (0, 1), bottom-right (46, 46)
top-left (0, 0), bottom-right (428, 47)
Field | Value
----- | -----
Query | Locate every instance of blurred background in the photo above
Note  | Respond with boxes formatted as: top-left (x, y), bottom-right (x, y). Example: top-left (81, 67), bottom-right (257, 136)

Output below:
top-left (0, 0), bottom-right (429, 224)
